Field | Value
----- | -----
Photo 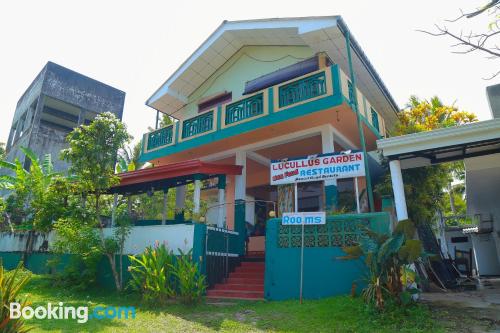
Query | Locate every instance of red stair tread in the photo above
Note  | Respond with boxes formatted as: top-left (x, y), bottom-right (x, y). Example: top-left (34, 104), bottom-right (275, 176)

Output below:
top-left (226, 277), bottom-right (263, 284)
top-left (230, 272), bottom-right (264, 278)
top-left (213, 283), bottom-right (264, 291)
top-left (207, 290), bottom-right (264, 299)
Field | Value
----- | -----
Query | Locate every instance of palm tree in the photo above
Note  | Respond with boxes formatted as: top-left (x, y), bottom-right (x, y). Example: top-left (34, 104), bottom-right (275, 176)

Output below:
top-left (116, 140), bottom-right (146, 173)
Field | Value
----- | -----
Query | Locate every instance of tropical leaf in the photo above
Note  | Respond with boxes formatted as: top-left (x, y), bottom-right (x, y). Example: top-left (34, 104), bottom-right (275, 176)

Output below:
top-left (0, 160), bottom-right (16, 171)
top-left (377, 233), bottom-right (404, 264)
top-left (41, 154), bottom-right (54, 175)
top-left (19, 146), bottom-right (39, 168)
top-left (398, 239), bottom-right (423, 262)
top-left (338, 245), bottom-right (363, 260)
top-left (0, 175), bottom-right (17, 189)
top-left (394, 219), bottom-right (416, 238)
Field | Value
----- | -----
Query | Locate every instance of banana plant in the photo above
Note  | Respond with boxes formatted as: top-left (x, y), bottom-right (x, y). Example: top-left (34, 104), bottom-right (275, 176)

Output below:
top-left (339, 219), bottom-right (429, 310)
top-left (0, 147), bottom-right (59, 190)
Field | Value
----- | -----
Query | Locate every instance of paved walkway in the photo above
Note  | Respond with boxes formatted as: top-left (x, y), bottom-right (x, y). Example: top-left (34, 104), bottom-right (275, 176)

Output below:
top-left (421, 278), bottom-right (500, 332)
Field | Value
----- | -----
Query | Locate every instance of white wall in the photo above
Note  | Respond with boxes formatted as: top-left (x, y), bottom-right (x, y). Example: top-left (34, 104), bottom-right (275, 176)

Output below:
top-left (470, 233), bottom-right (500, 276)
top-left (465, 153), bottom-right (500, 272)
top-left (0, 232), bottom-right (55, 252)
top-left (0, 224), bottom-right (195, 256)
top-left (103, 224), bottom-right (195, 255)
top-left (444, 229), bottom-right (472, 259)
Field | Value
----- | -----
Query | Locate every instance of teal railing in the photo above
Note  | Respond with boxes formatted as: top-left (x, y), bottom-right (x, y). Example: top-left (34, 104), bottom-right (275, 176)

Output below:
top-left (225, 92), bottom-right (264, 126)
top-left (276, 213), bottom-right (390, 248)
top-left (146, 125), bottom-right (174, 151)
top-left (181, 111), bottom-right (214, 139)
top-left (278, 71), bottom-right (327, 108)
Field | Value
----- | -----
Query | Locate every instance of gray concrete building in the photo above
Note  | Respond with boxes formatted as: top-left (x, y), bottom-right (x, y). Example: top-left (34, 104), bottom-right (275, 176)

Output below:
top-left (5, 62), bottom-right (125, 172)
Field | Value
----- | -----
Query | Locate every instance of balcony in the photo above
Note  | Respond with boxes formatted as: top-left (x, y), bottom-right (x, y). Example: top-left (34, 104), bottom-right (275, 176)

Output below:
top-left (141, 65), bottom-right (385, 161)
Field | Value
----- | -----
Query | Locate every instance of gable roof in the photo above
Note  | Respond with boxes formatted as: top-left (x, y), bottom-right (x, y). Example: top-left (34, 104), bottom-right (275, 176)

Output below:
top-left (147, 16), bottom-right (399, 121)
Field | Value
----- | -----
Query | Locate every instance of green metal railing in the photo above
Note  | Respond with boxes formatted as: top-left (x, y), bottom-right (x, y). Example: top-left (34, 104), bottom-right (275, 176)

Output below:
top-left (278, 71), bottom-right (327, 108)
top-left (225, 92), bottom-right (264, 126)
top-left (146, 125), bottom-right (174, 151)
top-left (181, 111), bottom-right (214, 139)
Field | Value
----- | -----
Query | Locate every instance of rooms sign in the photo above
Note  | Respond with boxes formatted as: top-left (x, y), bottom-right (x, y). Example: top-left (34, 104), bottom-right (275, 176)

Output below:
top-left (270, 151), bottom-right (365, 185)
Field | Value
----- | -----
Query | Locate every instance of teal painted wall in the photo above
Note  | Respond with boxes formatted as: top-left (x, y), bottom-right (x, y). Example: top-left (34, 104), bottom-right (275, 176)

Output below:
top-left (264, 213), bottom-right (391, 300)
top-left (180, 45), bottom-right (315, 120)
top-left (0, 252), bottom-right (133, 290)
top-left (192, 223), bottom-right (207, 274)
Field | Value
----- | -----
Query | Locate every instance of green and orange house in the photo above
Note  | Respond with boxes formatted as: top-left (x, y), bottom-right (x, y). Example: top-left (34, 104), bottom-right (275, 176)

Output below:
top-left (111, 16), bottom-right (397, 300)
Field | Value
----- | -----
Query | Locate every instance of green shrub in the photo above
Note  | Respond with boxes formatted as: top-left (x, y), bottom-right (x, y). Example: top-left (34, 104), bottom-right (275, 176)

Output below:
top-left (128, 243), bottom-right (176, 304)
top-left (52, 217), bottom-right (102, 290)
top-left (172, 249), bottom-right (206, 305)
top-left (128, 246), bottom-right (206, 305)
top-left (0, 261), bottom-right (32, 333)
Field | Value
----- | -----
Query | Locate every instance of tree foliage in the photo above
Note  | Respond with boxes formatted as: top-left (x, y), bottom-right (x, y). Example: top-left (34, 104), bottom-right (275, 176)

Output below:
top-left (60, 112), bottom-right (131, 291)
top-left (61, 112), bottom-right (130, 197)
top-left (0, 147), bottom-right (64, 231)
top-left (377, 96), bottom-right (477, 224)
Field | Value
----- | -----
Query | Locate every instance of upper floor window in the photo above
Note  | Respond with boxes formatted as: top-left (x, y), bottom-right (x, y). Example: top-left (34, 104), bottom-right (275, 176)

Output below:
top-left (198, 91), bottom-right (232, 113)
top-left (371, 107), bottom-right (380, 132)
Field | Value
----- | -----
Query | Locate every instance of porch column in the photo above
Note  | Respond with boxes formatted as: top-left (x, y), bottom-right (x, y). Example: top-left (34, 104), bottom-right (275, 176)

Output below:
top-left (175, 185), bottom-right (186, 222)
top-left (111, 193), bottom-right (118, 227)
top-left (193, 178), bottom-right (202, 215)
top-left (162, 189), bottom-right (169, 225)
top-left (234, 151), bottom-right (246, 254)
top-left (218, 175), bottom-right (226, 228)
top-left (389, 159), bottom-right (408, 221)
top-left (235, 151), bottom-right (246, 201)
top-left (322, 126), bottom-right (338, 212)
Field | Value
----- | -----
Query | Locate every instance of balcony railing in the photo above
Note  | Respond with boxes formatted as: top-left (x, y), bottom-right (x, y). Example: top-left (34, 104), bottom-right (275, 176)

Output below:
top-left (181, 110), bottom-right (214, 140)
top-left (146, 125), bottom-right (174, 151)
top-left (278, 71), bottom-right (328, 108)
top-left (224, 92), bottom-right (264, 126)
top-left (142, 65), bottom-right (385, 158)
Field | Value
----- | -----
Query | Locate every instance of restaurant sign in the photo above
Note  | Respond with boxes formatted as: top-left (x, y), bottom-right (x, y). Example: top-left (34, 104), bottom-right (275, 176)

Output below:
top-left (270, 151), bottom-right (365, 185)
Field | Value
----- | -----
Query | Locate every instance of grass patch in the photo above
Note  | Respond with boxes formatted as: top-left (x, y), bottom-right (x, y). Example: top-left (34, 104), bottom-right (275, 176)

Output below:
top-left (20, 275), bottom-right (444, 333)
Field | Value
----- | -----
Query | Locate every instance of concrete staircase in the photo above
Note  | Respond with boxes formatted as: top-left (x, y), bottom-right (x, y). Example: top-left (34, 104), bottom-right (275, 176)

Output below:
top-left (206, 261), bottom-right (265, 300)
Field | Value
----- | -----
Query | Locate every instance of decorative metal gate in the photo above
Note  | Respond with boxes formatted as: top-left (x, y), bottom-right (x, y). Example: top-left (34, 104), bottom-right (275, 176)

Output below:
top-left (205, 226), bottom-right (241, 288)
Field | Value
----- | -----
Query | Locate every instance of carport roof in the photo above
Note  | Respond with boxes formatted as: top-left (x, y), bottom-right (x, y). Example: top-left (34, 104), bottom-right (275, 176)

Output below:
top-left (376, 118), bottom-right (500, 169)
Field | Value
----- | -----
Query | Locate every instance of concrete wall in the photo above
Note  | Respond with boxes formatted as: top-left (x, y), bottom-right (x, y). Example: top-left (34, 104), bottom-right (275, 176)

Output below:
top-left (4, 61), bottom-right (126, 174)
top-left (0, 224), bottom-right (195, 255)
top-left (465, 153), bottom-right (500, 275)
top-left (264, 213), bottom-right (391, 300)
top-left (41, 62), bottom-right (125, 118)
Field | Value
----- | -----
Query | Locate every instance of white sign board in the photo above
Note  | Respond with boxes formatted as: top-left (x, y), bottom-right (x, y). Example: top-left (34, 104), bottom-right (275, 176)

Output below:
top-left (270, 151), bottom-right (365, 185)
top-left (282, 212), bottom-right (326, 225)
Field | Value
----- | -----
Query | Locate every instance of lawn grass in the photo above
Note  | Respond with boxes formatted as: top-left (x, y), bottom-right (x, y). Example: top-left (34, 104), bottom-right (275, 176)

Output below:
top-left (19, 275), bottom-right (444, 333)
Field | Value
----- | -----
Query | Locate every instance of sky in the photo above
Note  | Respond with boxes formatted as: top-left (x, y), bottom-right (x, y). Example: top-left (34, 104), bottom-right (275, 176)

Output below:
top-left (0, 0), bottom-right (498, 146)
